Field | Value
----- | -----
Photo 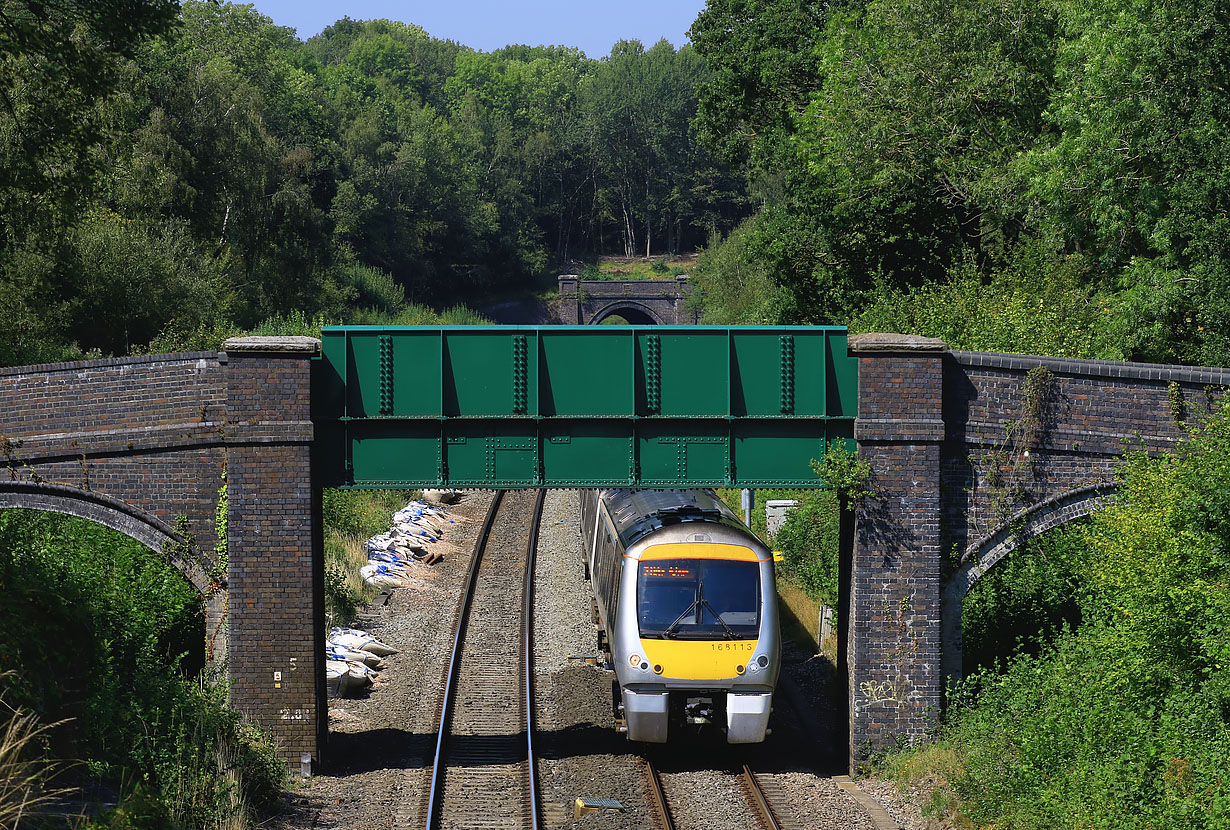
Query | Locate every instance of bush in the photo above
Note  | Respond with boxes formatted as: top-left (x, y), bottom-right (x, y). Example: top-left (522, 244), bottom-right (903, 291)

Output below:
top-left (850, 246), bottom-right (1122, 359)
top-left (960, 526), bottom-right (1086, 675)
top-left (772, 490), bottom-right (841, 607)
top-left (690, 221), bottom-right (794, 324)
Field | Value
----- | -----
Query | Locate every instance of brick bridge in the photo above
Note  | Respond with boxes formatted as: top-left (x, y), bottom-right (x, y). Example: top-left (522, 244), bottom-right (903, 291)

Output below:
top-left (556, 273), bottom-right (699, 324)
top-left (1, 332), bottom-right (1226, 770)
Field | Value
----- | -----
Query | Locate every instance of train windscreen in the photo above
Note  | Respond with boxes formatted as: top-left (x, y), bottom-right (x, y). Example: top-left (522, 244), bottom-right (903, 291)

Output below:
top-left (637, 559), bottom-right (760, 639)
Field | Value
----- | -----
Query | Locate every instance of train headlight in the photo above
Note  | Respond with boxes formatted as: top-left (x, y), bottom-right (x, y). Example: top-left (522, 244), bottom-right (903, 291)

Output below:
top-left (629, 654), bottom-right (641, 666)
top-left (757, 655), bottom-right (769, 668)
top-left (747, 659), bottom-right (761, 674)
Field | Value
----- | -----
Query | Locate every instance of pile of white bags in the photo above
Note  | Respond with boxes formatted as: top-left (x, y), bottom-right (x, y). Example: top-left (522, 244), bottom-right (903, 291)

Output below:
top-left (326, 626), bottom-right (400, 698)
top-left (360, 498), bottom-right (461, 584)
top-left (326, 494), bottom-right (464, 699)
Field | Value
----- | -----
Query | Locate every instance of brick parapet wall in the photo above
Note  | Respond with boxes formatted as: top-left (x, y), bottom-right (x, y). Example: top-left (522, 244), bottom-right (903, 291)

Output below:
top-left (844, 339), bottom-right (1230, 766)
top-left (0, 353), bottom-right (227, 554)
top-left (943, 351), bottom-right (1224, 553)
top-left (0, 343), bottom-right (323, 765)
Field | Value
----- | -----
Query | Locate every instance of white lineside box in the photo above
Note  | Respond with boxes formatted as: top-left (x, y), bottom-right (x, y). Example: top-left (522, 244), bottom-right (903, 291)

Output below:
top-left (765, 499), bottom-right (799, 537)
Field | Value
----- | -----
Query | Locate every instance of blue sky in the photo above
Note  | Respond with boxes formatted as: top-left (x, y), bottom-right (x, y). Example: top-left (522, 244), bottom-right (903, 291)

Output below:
top-left (244, 1), bottom-right (710, 57)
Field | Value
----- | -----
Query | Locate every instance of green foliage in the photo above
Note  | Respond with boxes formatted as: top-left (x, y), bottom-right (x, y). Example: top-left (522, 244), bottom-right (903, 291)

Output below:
top-left (960, 526), bottom-right (1086, 675)
top-left (851, 247), bottom-right (1124, 359)
top-left (0, 4), bottom-right (747, 365)
top-left (213, 478), bottom-right (228, 584)
top-left (0, 510), bottom-right (283, 828)
top-left (321, 488), bottom-right (418, 625)
top-left (887, 412), bottom-right (1230, 827)
top-left (811, 439), bottom-right (872, 506)
top-left (772, 490), bottom-right (841, 607)
top-left (321, 489), bottom-right (399, 537)
top-left (692, 0), bottom-right (1230, 366)
top-left (690, 222), bottom-right (795, 324)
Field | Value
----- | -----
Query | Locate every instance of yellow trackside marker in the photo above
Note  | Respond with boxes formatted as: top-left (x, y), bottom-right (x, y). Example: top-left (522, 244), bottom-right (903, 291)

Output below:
top-left (574, 798), bottom-right (625, 818)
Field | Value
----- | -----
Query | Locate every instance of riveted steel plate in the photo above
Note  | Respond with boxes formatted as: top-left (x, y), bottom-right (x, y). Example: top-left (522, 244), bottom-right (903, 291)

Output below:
top-left (313, 325), bottom-right (857, 488)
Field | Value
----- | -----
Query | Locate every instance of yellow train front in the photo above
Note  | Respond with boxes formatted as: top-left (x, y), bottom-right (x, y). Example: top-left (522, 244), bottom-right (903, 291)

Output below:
top-left (581, 489), bottom-right (781, 743)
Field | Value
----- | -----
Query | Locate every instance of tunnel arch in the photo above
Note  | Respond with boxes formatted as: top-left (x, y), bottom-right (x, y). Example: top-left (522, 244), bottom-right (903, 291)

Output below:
top-left (0, 481), bottom-right (212, 595)
top-left (589, 301), bottom-right (664, 325)
top-left (940, 483), bottom-right (1117, 684)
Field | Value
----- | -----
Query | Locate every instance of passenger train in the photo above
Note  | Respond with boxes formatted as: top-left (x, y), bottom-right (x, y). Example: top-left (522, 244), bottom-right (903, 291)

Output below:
top-left (581, 488), bottom-right (780, 743)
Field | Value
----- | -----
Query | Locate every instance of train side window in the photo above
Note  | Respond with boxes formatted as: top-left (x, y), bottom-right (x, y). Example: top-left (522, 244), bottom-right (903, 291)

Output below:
top-left (607, 533), bottom-right (621, 625)
top-left (597, 524), bottom-right (614, 598)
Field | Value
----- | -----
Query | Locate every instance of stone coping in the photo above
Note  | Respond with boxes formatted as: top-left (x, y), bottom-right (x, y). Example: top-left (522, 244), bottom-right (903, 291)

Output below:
top-left (848, 332), bottom-right (948, 352)
top-left (951, 350), bottom-right (1230, 385)
top-left (222, 336), bottom-right (321, 353)
top-left (0, 351), bottom-right (222, 378)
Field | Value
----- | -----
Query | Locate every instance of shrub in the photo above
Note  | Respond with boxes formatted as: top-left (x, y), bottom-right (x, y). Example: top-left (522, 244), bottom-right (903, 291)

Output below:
top-left (772, 491), bottom-right (841, 607)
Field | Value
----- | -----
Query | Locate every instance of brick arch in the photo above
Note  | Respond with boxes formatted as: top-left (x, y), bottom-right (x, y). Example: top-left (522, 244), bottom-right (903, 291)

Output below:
top-left (940, 483), bottom-right (1117, 684)
top-left (589, 300), bottom-right (664, 325)
top-left (0, 480), bottom-right (213, 595)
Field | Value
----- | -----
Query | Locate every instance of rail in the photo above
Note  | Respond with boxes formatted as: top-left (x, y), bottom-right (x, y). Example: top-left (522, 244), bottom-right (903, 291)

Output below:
top-left (423, 489), bottom-right (545, 830)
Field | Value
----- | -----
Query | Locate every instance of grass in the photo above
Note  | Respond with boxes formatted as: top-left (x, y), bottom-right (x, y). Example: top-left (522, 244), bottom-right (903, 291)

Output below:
top-left (776, 579), bottom-right (820, 653)
top-left (578, 255), bottom-right (695, 281)
top-left (777, 575), bottom-right (836, 654)
top-left (321, 488), bottom-right (420, 626)
top-left (878, 743), bottom-right (973, 828)
top-left (0, 689), bottom-right (69, 829)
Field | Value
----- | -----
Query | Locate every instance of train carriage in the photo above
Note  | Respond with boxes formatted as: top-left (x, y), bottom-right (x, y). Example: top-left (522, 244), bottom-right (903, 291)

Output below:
top-left (581, 488), bottom-right (781, 743)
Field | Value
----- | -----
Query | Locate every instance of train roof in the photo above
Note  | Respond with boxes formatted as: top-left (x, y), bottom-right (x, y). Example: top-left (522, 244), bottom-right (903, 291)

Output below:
top-left (597, 488), bottom-right (754, 550)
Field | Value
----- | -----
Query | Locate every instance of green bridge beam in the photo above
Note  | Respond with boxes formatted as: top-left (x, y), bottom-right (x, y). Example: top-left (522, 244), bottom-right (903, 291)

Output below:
top-left (313, 325), bottom-right (857, 489)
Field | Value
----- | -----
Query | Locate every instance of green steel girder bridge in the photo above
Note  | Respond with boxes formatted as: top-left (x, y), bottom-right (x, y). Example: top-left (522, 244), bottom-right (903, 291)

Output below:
top-left (312, 325), bottom-right (858, 489)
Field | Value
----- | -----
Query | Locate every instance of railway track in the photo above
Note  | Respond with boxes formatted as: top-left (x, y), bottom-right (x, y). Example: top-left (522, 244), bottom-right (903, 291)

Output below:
top-left (644, 755), bottom-right (799, 830)
top-left (423, 489), bottom-right (546, 830)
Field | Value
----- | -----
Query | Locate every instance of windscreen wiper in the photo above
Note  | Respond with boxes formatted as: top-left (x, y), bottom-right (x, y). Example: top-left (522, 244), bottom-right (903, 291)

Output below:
top-left (662, 600), bottom-right (699, 639)
top-left (700, 597), bottom-right (737, 640)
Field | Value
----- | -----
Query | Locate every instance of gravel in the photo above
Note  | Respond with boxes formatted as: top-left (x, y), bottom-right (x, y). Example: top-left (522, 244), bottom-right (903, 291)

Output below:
top-left (856, 778), bottom-right (929, 830)
top-left (533, 489), bottom-right (654, 830)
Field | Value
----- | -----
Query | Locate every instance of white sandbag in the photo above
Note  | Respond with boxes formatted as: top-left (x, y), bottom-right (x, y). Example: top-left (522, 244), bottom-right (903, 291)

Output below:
top-left (329, 646), bottom-right (384, 670)
top-left (361, 563), bottom-right (410, 588)
top-left (326, 660), bottom-right (345, 698)
top-left (368, 534), bottom-right (426, 555)
top-left (367, 550), bottom-right (411, 565)
top-left (326, 659), bottom-right (369, 698)
top-left (329, 627), bottom-right (400, 657)
top-left (422, 489), bottom-right (461, 504)
top-left (342, 669), bottom-right (371, 696)
top-left (392, 516), bottom-right (438, 533)
top-left (391, 523), bottom-right (439, 541)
